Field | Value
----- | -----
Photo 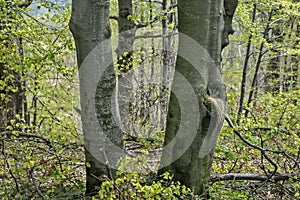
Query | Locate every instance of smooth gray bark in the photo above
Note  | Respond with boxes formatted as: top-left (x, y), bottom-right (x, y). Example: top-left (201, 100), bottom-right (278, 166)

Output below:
top-left (159, 0), bottom-right (232, 197)
top-left (222, 0), bottom-right (238, 49)
top-left (116, 0), bottom-right (135, 60)
top-left (69, 0), bottom-right (123, 196)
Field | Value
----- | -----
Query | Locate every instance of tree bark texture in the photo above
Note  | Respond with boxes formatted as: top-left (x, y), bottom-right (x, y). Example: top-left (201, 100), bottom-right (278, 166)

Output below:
top-left (69, 0), bottom-right (123, 196)
top-left (159, 0), bottom-right (232, 197)
top-left (117, 0), bottom-right (135, 60)
top-left (222, 0), bottom-right (238, 49)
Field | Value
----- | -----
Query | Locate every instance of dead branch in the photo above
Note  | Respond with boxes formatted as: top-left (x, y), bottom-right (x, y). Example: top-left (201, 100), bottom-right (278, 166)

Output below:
top-left (210, 173), bottom-right (299, 183)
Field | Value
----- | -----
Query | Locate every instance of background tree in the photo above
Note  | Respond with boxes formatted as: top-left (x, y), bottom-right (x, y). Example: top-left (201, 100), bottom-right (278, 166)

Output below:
top-left (0, 0), bottom-right (32, 131)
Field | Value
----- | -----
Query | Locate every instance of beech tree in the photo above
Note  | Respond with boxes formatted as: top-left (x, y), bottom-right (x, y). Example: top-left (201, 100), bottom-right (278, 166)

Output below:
top-left (158, 0), bottom-right (237, 196)
top-left (70, 0), bottom-right (237, 197)
top-left (69, 0), bottom-right (124, 195)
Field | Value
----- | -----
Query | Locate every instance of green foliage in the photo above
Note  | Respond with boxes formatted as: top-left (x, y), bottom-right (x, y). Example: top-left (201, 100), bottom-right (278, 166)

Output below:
top-left (210, 182), bottom-right (255, 200)
top-left (212, 91), bottom-right (300, 198)
top-left (93, 172), bottom-right (193, 200)
top-left (217, 0), bottom-right (299, 198)
top-left (0, 1), bottom-right (84, 199)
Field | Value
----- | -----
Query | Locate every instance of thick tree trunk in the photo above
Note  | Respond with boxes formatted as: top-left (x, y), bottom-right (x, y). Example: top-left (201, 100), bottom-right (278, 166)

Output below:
top-left (159, 0), bottom-right (232, 197)
top-left (69, 0), bottom-right (123, 196)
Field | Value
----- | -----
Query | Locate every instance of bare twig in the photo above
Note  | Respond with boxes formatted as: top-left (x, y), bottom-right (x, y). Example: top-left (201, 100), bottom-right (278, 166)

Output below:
top-left (15, 0), bottom-right (33, 8)
top-left (1, 140), bottom-right (20, 192)
top-left (0, 131), bottom-right (51, 145)
top-left (31, 171), bottom-right (46, 200)
top-left (18, 10), bottom-right (55, 30)
top-left (110, 16), bottom-right (119, 21)
top-left (225, 116), bottom-right (278, 179)
top-left (226, 118), bottom-right (299, 168)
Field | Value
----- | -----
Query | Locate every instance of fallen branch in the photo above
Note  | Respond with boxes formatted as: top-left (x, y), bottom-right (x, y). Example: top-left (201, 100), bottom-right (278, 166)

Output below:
top-left (210, 173), bottom-right (298, 183)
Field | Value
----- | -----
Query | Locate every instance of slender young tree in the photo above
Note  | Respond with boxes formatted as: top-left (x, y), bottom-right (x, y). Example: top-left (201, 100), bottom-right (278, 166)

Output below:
top-left (116, 0), bottom-right (136, 134)
top-left (116, 0), bottom-right (135, 65)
